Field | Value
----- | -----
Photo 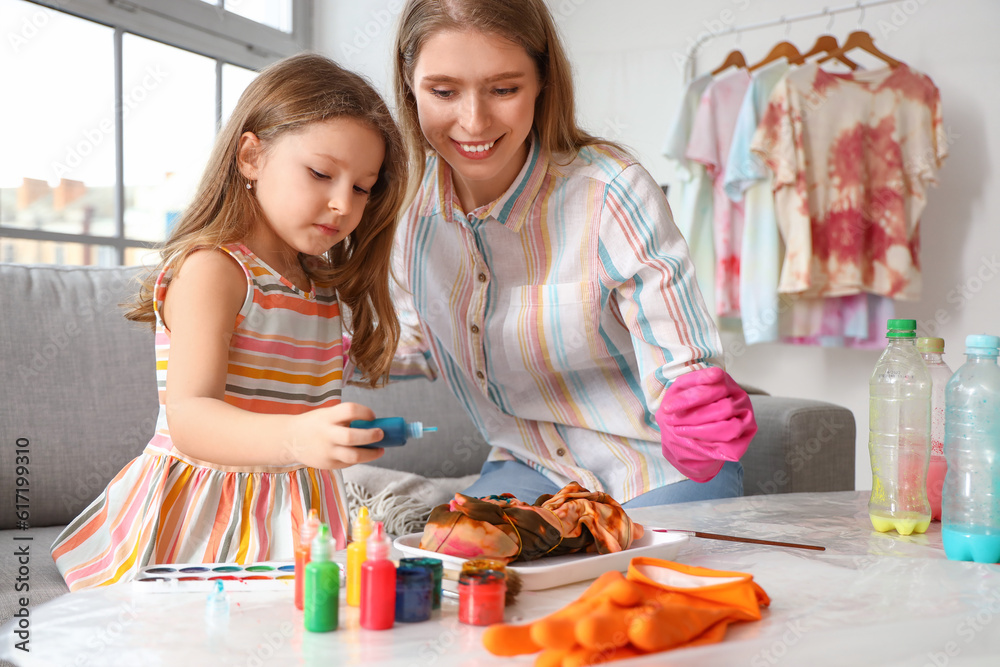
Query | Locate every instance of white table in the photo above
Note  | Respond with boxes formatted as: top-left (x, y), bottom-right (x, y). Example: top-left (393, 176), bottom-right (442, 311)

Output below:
top-left (3, 491), bottom-right (999, 666)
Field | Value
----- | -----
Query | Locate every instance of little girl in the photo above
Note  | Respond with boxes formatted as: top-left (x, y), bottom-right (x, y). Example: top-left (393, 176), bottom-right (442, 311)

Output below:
top-left (51, 53), bottom-right (407, 590)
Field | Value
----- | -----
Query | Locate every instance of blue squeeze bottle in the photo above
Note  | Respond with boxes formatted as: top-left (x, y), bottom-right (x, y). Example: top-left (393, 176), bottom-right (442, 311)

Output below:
top-left (352, 418), bottom-right (437, 448)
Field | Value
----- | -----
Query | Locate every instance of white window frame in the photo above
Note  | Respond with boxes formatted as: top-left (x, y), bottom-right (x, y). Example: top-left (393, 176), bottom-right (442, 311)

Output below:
top-left (1, 0), bottom-right (311, 264)
top-left (32, 0), bottom-right (311, 69)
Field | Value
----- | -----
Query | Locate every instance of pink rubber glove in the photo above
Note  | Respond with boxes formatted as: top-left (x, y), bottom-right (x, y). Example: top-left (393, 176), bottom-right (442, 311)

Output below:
top-left (656, 367), bottom-right (758, 483)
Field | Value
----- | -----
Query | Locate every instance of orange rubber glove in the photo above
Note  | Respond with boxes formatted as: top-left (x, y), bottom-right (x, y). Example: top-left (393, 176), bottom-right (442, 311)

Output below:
top-left (482, 558), bottom-right (770, 666)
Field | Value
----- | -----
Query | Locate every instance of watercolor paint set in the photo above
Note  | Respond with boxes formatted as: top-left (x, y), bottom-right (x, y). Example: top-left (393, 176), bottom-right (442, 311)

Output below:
top-left (131, 561), bottom-right (304, 592)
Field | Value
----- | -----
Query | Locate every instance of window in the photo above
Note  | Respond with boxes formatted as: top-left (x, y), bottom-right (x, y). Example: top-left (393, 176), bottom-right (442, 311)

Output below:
top-left (0, 0), bottom-right (309, 267)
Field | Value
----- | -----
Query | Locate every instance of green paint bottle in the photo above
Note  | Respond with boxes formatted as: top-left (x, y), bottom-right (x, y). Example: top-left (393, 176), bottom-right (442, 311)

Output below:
top-left (304, 524), bottom-right (339, 632)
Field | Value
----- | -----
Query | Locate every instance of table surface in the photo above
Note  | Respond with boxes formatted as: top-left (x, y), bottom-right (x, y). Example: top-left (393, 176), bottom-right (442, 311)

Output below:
top-left (3, 491), bottom-right (1000, 667)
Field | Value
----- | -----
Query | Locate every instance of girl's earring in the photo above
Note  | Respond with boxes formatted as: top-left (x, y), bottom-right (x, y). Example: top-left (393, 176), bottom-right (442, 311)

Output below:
top-left (246, 181), bottom-right (253, 190)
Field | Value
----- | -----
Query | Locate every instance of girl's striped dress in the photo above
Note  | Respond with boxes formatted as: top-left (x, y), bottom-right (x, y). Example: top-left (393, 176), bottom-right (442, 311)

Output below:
top-left (51, 244), bottom-right (349, 590)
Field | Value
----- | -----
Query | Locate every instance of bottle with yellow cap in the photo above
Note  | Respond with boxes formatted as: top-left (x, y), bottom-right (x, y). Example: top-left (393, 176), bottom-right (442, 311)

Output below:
top-left (346, 506), bottom-right (372, 607)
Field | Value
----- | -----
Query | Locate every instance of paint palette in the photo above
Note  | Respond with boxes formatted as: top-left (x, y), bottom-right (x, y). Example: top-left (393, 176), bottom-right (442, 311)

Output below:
top-left (131, 561), bottom-right (304, 592)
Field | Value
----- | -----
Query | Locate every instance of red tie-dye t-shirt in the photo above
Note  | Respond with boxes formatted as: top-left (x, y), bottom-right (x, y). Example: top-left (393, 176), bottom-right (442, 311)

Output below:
top-left (750, 63), bottom-right (947, 300)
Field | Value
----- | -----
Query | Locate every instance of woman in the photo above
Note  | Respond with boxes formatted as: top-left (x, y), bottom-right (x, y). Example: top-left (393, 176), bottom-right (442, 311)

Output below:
top-left (388, 0), bottom-right (757, 507)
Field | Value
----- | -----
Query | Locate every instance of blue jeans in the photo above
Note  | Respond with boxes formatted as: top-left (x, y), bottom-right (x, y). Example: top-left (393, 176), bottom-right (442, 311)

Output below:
top-left (460, 460), bottom-right (743, 508)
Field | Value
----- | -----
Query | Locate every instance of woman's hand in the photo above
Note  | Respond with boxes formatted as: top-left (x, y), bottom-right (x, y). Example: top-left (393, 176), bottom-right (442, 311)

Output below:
top-left (655, 367), bottom-right (757, 483)
top-left (287, 402), bottom-right (387, 469)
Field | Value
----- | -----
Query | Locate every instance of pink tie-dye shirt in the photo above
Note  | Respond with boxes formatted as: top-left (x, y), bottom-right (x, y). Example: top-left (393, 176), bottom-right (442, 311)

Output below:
top-left (686, 68), bottom-right (751, 317)
top-left (750, 63), bottom-right (947, 300)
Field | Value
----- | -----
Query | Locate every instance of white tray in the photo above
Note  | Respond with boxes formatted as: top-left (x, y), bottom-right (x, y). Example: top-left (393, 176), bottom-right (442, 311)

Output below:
top-left (394, 530), bottom-right (688, 590)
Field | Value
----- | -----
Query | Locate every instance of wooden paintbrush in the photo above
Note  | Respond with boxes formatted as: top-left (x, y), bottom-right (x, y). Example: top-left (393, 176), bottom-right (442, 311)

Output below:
top-left (652, 528), bottom-right (825, 551)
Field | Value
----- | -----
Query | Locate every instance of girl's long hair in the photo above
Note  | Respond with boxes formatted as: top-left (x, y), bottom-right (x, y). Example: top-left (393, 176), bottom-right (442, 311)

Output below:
top-left (393, 0), bottom-right (628, 200)
top-left (126, 52), bottom-right (406, 387)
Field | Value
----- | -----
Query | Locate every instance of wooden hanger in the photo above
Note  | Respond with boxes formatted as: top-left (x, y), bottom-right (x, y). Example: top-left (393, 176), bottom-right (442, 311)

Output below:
top-left (802, 34), bottom-right (858, 70)
top-left (819, 30), bottom-right (901, 68)
top-left (749, 41), bottom-right (805, 71)
top-left (712, 49), bottom-right (747, 76)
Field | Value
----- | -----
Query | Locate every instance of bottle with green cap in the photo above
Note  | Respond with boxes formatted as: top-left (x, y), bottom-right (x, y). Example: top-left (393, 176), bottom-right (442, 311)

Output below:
top-left (917, 337), bottom-right (953, 520)
top-left (942, 334), bottom-right (1000, 564)
top-left (304, 523), bottom-right (339, 632)
top-left (868, 319), bottom-right (932, 535)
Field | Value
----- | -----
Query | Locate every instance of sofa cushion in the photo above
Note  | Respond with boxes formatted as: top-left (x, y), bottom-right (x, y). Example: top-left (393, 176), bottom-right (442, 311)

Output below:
top-left (0, 264), bottom-right (158, 529)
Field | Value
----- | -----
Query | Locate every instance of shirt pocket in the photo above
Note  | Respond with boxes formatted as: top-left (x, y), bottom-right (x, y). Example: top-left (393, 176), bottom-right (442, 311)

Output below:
top-left (501, 281), bottom-right (602, 375)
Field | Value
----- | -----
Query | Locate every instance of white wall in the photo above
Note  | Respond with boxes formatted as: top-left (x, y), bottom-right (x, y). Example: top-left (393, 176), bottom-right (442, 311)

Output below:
top-left (315, 0), bottom-right (1000, 490)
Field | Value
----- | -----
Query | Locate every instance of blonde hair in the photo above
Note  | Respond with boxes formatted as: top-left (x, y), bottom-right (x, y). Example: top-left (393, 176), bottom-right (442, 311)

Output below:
top-left (393, 0), bottom-right (626, 196)
top-left (126, 52), bottom-right (406, 387)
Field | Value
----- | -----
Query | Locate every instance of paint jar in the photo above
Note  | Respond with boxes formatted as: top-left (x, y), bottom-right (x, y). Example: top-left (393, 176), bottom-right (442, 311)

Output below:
top-left (461, 559), bottom-right (507, 576)
top-left (400, 557), bottom-right (443, 609)
top-left (458, 570), bottom-right (506, 626)
top-left (395, 565), bottom-right (433, 623)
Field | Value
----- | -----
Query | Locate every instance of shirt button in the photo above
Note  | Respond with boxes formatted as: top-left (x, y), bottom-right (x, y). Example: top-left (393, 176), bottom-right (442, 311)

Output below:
top-left (556, 448), bottom-right (566, 457)
top-left (476, 371), bottom-right (485, 380)
top-left (471, 324), bottom-right (480, 334)
top-left (477, 273), bottom-right (487, 282)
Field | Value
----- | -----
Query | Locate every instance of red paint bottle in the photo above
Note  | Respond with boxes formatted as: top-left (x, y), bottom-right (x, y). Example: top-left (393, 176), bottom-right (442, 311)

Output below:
top-left (360, 520), bottom-right (396, 630)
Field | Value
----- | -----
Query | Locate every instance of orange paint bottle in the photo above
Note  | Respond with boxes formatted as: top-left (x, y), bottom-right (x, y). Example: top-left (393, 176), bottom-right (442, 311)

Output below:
top-left (295, 508), bottom-right (321, 611)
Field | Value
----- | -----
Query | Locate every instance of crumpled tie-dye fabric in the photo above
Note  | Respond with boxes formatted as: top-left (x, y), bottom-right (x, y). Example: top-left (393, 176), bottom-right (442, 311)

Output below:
top-left (418, 481), bottom-right (645, 563)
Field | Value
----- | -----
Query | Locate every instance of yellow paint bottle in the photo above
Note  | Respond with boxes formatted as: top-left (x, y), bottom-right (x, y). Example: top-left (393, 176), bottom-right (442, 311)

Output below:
top-left (346, 506), bottom-right (372, 607)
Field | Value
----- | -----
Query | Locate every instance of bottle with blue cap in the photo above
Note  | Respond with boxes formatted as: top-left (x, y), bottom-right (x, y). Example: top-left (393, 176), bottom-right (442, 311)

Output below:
top-left (942, 334), bottom-right (1000, 564)
top-left (868, 319), bottom-right (932, 535)
top-left (351, 417), bottom-right (438, 448)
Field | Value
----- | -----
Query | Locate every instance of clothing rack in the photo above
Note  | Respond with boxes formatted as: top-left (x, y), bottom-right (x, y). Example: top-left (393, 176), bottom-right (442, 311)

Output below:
top-left (682, 0), bottom-right (901, 82)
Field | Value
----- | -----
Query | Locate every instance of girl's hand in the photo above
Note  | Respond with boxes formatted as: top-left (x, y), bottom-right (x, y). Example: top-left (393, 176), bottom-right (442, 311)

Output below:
top-left (287, 402), bottom-right (387, 469)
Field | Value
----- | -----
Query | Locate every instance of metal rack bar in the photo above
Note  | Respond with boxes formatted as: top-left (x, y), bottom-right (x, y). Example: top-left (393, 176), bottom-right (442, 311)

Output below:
top-left (683, 0), bottom-right (902, 81)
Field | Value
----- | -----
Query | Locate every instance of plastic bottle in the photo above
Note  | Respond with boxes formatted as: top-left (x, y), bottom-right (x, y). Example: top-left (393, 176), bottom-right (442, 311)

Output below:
top-left (917, 337), bottom-right (953, 520)
top-left (346, 506), bottom-right (372, 607)
top-left (868, 318), bottom-right (932, 535)
top-left (205, 579), bottom-right (230, 633)
top-left (941, 334), bottom-right (1000, 564)
top-left (351, 417), bottom-right (438, 448)
top-left (304, 524), bottom-right (339, 632)
top-left (295, 508), bottom-right (321, 610)
top-left (360, 520), bottom-right (396, 630)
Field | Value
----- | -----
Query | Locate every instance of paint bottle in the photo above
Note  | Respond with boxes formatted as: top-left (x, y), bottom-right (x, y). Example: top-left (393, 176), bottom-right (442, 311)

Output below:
top-left (205, 579), bottom-right (230, 632)
top-left (395, 564), bottom-right (433, 623)
top-left (458, 569), bottom-right (506, 626)
top-left (400, 557), bottom-right (443, 609)
top-left (304, 524), bottom-right (339, 632)
top-left (295, 508), bottom-right (321, 610)
top-left (360, 520), bottom-right (396, 630)
top-left (351, 417), bottom-right (438, 447)
top-left (346, 506), bottom-right (372, 607)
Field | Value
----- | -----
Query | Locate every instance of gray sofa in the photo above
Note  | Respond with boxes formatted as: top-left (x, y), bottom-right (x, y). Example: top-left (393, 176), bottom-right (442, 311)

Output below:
top-left (0, 263), bottom-right (856, 626)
